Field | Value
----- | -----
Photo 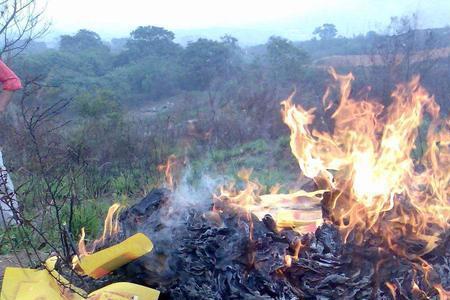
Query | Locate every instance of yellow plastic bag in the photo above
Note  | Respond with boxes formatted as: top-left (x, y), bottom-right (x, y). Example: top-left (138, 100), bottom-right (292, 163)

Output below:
top-left (74, 233), bottom-right (153, 279)
top-left (1, 267), bottom-right (160, 300)
top-left (1, 233), bottom-right (159, 300)
top-left (88, 282), bottom-right (160, 300)
top-left (0, 267), bottom-right (84, 300)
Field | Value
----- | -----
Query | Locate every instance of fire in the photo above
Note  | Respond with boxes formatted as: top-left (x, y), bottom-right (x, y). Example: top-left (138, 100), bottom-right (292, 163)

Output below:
top-left (220, 68), bottom-right (449, 260)
top-left (157, 154), bottom-right (179, 190)
top-left (435, 284), bottom-right (450, 299)
top-left (214, 169), bottom-right (324, 234)
top-left (284, 239), bottom-right (303, 268)
top-left (385, 282), bottom-right (397, 300)
top-left (77, 203), bottom-right (122, 258)
top-left (287, 69), bottom-right (449, 257)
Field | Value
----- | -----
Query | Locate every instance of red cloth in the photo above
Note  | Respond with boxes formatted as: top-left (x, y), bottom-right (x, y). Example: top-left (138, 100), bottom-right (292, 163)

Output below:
top-left (0, 60), bottom-right (21, 91)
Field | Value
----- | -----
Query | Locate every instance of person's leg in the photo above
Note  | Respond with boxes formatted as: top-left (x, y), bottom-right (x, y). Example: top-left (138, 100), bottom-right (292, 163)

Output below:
top-left (0, 149), bottom-right (18, 226)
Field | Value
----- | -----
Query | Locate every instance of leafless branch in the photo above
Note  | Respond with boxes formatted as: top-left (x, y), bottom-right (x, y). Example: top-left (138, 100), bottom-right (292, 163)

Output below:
top-left (0, 0), bottom-right (49, 58)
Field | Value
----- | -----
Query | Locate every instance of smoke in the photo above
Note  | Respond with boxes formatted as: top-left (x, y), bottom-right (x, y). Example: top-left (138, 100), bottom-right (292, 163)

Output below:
top-left (160, 166), bottom-right (226, 227)
top-left (125, 164), bottom-right (229, 241)
top-left (119, 167), bottom-right (229, 280)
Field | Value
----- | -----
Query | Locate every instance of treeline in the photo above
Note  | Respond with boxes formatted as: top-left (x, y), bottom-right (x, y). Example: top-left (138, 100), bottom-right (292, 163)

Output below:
top-left (14, 26), bottom-right (312, 112)
top-left (13, 21), bottom-right (450, 117)
top-left (7, 21), bottom-right (449, 177)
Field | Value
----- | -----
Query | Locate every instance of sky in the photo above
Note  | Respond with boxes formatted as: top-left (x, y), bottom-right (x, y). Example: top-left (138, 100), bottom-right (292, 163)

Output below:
top-left (43, 0), bottom-right (450, 45)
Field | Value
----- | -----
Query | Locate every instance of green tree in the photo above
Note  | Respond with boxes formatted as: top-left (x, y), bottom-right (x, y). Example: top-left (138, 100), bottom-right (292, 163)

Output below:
top-left (181, 38), bottom-right (234, 90)
top-left (59, 29), bottom-right (109, 53)
top-left (266, 36), bottom-right (309, 83)
top-left (313, 24), bottom-right (338, 40)
top-left (103, 54), bottom-right (183, 103)
top-left (51, 30), bottom-right (114, 88)
top-left (75, 89), bottom-right (120, 119)
top-left (124, 26), bottom-right (181, 61)
top-left (220, 35), bottom-right (243, 77)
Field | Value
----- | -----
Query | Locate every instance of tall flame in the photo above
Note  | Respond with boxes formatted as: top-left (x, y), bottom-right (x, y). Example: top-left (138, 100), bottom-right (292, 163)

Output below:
top-left (280, 69), bottom-right (449, 258)
top-left (219, 69), bottom-right (448, 260)
top-left (157, 154), bottom-right (179, 191)
top-left (77, 203), bottom-right (122, 258)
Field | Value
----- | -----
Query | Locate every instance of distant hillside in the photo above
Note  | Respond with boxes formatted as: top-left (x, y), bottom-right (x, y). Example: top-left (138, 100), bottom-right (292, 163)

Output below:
top-left (247, 27), bottom-right (450, 60)
top-left (314, 47), bottom-right (450, 68)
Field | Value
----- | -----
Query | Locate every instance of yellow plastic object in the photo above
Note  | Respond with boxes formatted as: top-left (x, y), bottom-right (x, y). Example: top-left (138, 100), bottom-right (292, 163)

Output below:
top-left (1, 266), bottom-right (160, 299)
top-left (1, 233), bottom-right (159, 300)
top-left (1, 266), bottom-right (159, 300)
top-left (76, 233), bottom-right (153, 279)
top-left (0, 267), bottom-right (84, 300)
top-left (89, 282), bottom-right (160, 299)
top-left (45, 256), bottom-right (86, 296)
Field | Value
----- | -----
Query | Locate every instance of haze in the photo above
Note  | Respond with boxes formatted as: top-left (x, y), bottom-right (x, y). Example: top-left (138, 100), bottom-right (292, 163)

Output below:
top-left (45, 0), bottom-right (450, 45)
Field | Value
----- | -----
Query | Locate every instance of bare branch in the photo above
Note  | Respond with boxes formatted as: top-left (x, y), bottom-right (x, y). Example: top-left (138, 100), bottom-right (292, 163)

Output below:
top-left (0, 0), bottom-right (49, 58)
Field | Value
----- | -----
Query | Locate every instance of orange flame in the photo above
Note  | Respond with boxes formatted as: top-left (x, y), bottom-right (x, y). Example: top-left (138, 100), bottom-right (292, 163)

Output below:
top-left (279, 69), bottom-right (449, 258)
top-left (157, 155), bottom-right (179, 190)
top-left (219, 69), bottom-right (449, 261)
top-left (77, 203), bottom-right (122, 258)
top-left (385, 282), bottom-right (397, 300)
top-left (284, 239), bottom-right (303, 267)
top-left (434, 284), bottom-right (450, 299)
top-left (216, 169), bottom-right (324, 234)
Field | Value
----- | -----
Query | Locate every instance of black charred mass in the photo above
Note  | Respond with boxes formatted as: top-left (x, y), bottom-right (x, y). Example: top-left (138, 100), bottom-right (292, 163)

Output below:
top-left (117, 189), bottom-right (450, 300)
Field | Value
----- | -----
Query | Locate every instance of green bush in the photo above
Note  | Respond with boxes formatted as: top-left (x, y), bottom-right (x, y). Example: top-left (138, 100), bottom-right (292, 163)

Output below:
top-left (0, 226), bottom-right (34, 254)
top-left (61, 200), bottom-right (111, 242)
top-left (111, 172), bottom-right (138, 196)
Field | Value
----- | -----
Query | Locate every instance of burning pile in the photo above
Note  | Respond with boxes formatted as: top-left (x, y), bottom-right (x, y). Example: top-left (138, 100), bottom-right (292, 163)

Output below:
top-left (93, 70), bottom-right (449, 299)
top-left (219, 69), bottom-right (449, 259)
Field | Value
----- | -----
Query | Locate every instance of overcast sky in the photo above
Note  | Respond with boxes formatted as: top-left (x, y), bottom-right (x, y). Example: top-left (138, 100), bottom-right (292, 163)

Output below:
top-left (44, 0), bottom-right (450, 45)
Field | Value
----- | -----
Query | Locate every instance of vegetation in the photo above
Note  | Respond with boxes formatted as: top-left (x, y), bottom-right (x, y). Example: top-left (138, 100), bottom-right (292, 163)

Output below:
top-left (1, 15), bottom-right (449, 266)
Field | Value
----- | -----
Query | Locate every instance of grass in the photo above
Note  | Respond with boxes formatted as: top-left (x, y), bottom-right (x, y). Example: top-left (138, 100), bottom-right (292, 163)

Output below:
top-left (0, 226), bottom-right (34, 255)
top-left (1, 130), bottom-right (298, 257)
top-left (188, 136), bottom-right (298, 190)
